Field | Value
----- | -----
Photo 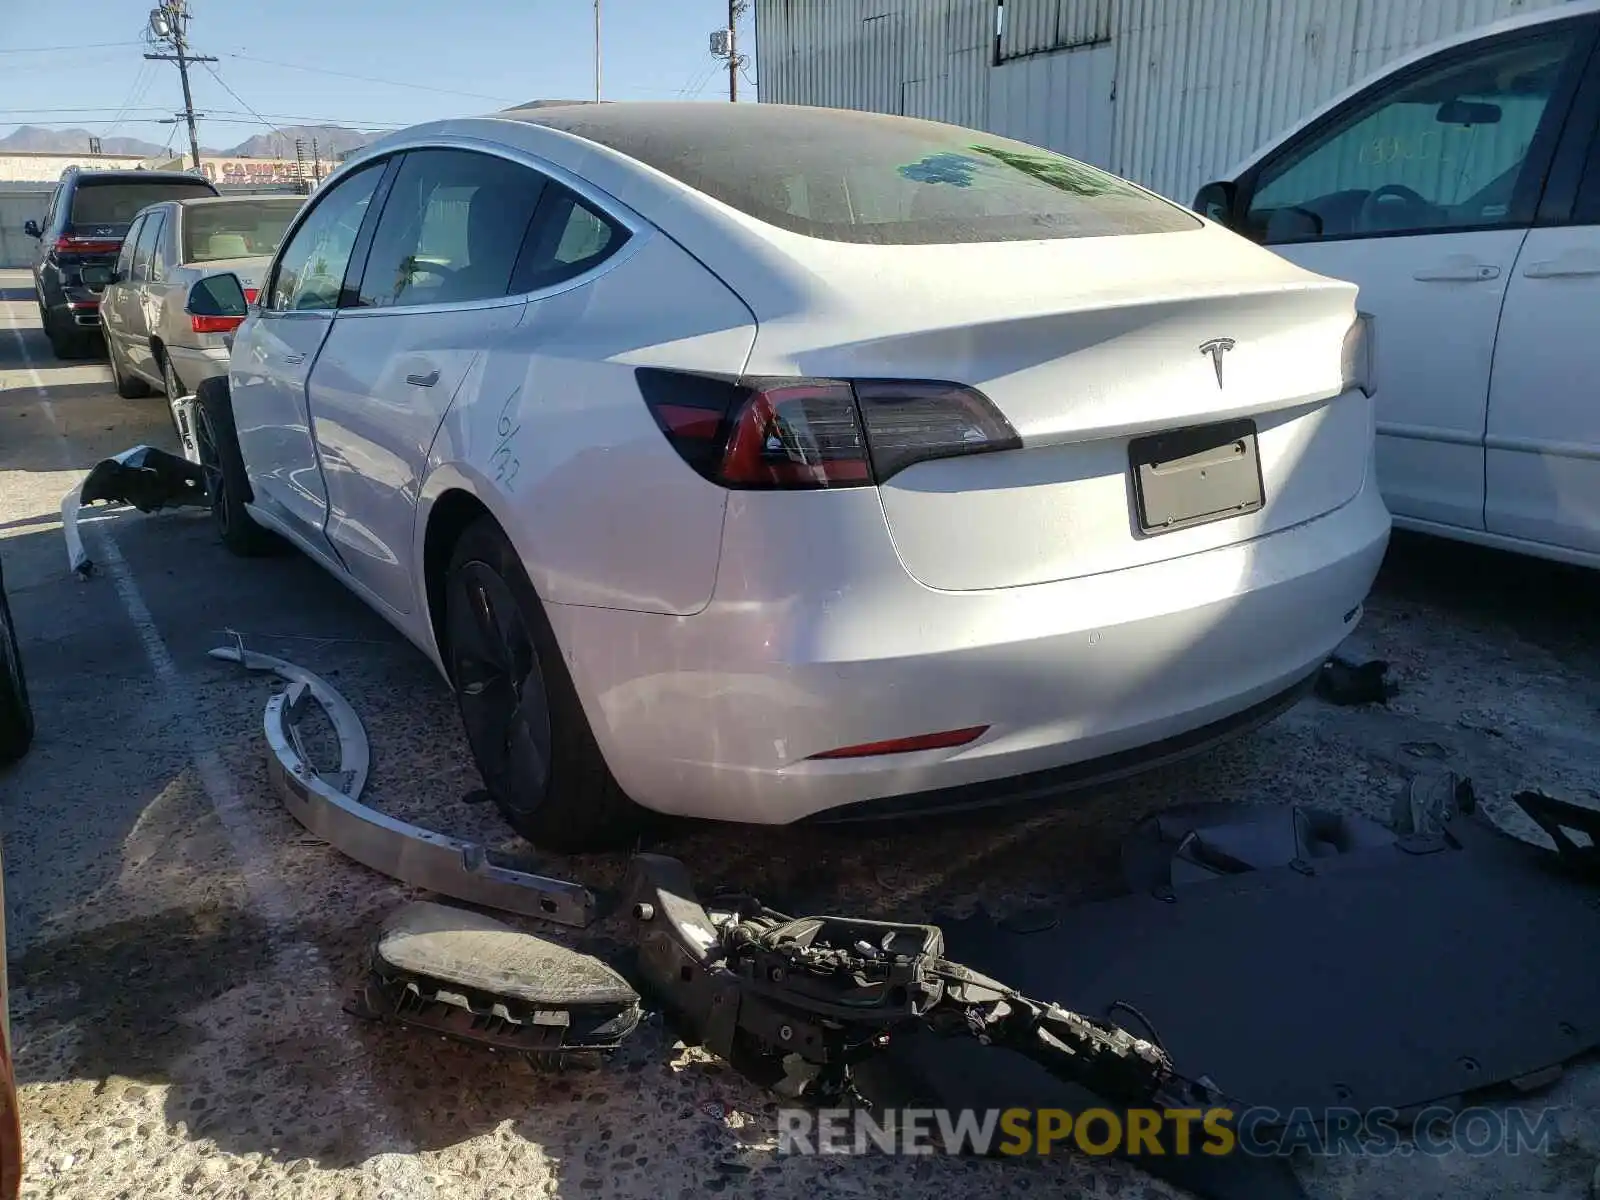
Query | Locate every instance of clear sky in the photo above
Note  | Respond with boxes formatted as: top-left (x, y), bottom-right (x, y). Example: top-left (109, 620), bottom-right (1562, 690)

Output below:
top-left (0, 0), bottom-right (758, 150)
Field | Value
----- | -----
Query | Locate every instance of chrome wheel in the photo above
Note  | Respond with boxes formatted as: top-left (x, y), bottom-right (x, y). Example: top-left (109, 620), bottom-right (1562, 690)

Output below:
top-left (191, 402), bottom-right (230, 537)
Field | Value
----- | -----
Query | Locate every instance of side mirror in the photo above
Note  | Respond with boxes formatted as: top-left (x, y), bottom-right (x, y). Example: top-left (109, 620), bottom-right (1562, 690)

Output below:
top-left (79, 264), bottom-right (114, 289)
top-left (187, 272), bottom-right (249, 318)
top-left (1192, 180), bottom-right (1239, 227)
top-left (22, 220), bottom-right (40, 239)
top-left (1437, 99), bottom-right (1501, 126)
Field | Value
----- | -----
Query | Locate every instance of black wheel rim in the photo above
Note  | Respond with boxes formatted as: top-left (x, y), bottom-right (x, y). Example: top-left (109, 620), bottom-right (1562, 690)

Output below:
top-left (446, 561), bottom-right (552, 815)
top-left (191, 405), bottom-right (230, 535)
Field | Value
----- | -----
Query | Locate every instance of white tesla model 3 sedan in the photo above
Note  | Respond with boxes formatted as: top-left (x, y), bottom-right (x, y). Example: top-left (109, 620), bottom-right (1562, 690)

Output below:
top-left (198, 102), bottom-right (1391, 851)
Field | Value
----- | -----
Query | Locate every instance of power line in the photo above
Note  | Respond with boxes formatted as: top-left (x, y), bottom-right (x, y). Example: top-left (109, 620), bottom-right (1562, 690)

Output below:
top-left (200, 62), bottom-right (284, 140)
top-left (102, 62), bottom-right (159, 139)
top-left (222, 52), bottom-right (517, 104)
top-left (0, 41), bottom-right (144, 54)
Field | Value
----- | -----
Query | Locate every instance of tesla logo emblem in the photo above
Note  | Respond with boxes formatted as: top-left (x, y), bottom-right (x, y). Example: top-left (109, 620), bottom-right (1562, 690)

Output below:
top-left (1199, 337), bottom-right (1236, 389)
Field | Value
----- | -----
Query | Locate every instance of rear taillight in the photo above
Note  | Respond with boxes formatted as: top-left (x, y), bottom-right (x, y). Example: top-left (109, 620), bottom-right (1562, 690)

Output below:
top-left (635, 369), bottom-right (1020, 490)
top-left (192, 314), bottom-right (244, 334)
top-left (243, 288), bottom-right (259, 304)
top-left (53, 235), bottom-right (122, 256)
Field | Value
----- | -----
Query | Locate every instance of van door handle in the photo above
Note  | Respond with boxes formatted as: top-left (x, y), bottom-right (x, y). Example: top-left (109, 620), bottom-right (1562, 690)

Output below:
top-left (406, 369), bottom-right (440, 388)
top-left (1413, 261), bottom-right (1500, 282)
top-left (282, 352), bottom-right (305, 365)
top-left (1522, 250), bottom-right (1600, 278)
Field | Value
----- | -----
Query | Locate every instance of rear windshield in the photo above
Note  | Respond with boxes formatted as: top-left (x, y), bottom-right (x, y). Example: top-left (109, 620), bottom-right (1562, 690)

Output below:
top-left (68, 178), bottom-right (216, 226)
top-left (519, 104), bottom-right (1199, 244)
top-left (182, 200), bottom-right (302, 262)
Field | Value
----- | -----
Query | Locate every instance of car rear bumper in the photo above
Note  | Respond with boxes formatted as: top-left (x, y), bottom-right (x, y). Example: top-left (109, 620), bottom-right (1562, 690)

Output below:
top-left (164, 344), bottom-right (230, 386)
top-left (548, 477), bottom-right (1392, 825)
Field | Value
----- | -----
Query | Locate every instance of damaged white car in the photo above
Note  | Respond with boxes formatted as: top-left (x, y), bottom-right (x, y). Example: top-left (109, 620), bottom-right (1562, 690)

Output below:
top-left (190, 102), bottom-right (1390, 851)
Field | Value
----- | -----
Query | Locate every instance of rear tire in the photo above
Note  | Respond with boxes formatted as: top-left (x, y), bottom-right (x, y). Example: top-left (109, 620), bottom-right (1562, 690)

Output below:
top-left (192, 378), bottom-right (281, 558)
top-left (43, 310), bottom-right (78, 361)
top-left (0, 562), bottom-right (34, 767)
top-left (443, 516), bottom-right (649, 853)
top-left (108, 335), bottom-right (152, 398)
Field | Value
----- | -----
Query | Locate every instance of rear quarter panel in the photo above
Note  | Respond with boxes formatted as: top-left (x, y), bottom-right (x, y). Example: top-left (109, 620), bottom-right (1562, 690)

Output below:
top-left (416, 224), bottom-right (758, 618)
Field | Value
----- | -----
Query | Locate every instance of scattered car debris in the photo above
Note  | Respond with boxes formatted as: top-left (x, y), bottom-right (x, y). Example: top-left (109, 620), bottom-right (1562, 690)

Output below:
top-left (211, 641), bottom-right (599, 927)
top-left (1314, 652), bottom-right (1396, 705)
top-left (62, 445), bottom-right (209, 578)
top-left (348, 900), bottom-right (640, 1061)
top-left (873, 795), bottom-right (1600, 1200)
top-left (79, 445), bottom-right (206, 513)
top-left (1392, 771), bottom-right (1476, 838)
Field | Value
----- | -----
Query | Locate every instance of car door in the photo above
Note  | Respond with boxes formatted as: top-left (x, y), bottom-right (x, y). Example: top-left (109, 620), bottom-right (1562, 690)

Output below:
top-left (100, 213), bottom-right (143, 358)
top-left (307, 146), bottom-right (548, 615)
top-left (230, 157), bottom-right (391, 555)
top-left (1230, 18), bottom-right (1596, 534)
top-left (1483, 49), bottom-right (1600, 559)
top-left (124, 210), bottom-right (165, 380)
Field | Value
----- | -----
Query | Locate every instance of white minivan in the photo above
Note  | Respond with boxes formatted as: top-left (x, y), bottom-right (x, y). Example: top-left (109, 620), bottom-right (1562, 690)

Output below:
top-left (1195, 0), bottom-right (1600, 568)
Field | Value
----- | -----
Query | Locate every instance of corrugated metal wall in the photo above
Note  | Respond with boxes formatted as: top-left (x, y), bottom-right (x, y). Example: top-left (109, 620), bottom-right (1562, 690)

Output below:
top-left (1108, 0), bottom-right (1572, 199)
top-left (755, 0), bottom-right (1574, 201)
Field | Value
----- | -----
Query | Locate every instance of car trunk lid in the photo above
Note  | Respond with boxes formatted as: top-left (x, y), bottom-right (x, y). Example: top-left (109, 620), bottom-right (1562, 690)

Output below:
top-left (740, 226), bottom-right (1369, 591)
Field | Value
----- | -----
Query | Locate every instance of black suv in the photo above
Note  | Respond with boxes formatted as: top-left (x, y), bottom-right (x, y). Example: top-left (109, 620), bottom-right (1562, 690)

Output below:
top-left (25, 167), bottom-right (218, 359)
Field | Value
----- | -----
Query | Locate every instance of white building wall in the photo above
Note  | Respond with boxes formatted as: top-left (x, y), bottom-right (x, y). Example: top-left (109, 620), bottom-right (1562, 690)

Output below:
top-left (755, 0), bottom-right (1575, 201)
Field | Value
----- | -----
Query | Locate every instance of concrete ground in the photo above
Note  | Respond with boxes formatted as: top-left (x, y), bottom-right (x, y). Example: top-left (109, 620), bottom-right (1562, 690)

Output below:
top-left (1, 265), bottom-right (1598, 1200)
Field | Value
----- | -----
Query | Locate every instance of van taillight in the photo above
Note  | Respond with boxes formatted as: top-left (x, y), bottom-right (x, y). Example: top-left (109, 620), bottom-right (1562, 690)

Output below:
top-left (53, 235), bottom-right (122, 256)
top-left (635, 369), bottom-right (1019, 490)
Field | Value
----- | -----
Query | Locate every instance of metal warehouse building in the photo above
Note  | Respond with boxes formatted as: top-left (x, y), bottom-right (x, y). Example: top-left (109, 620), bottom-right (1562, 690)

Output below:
top-left (753, 0), bottom-right (1574, 202)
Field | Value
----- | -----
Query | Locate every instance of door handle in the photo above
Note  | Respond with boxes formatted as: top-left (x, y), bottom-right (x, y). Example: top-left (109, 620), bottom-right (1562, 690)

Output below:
top-left (1412, 262), bottom-right (1500, 282)
top-left (406, 369), bottom-right (440, 388)
top-left (282, 352), bottom-right (306, 366)
top-left (1522, 250), bottom-right (1600, 279)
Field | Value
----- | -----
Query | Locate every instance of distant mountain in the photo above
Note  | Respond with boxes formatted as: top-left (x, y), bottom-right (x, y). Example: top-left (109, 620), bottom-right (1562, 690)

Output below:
top-left (221, 125), bottom-right (377, 159)
top-left (0, 122), bottom-right (379, 161)
top-left (0, 125), bottom-right (169, 156)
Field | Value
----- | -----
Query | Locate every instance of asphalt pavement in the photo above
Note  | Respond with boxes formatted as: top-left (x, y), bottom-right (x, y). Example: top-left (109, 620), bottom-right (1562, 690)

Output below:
top-left (2, 266), bottom-right (1598, 1200)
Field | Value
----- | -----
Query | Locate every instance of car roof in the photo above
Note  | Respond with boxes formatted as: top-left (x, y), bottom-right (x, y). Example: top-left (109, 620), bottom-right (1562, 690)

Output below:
top-left (66, 169), bottom-right (216, 187)
top-left (173, 194), bottom-right (302, 207)
top-left (1225, 0), bottom-right (1600, 180)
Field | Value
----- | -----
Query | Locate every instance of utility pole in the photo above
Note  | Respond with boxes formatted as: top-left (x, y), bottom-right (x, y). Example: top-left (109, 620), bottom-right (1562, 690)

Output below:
top-left (711, 1), bottom-right (748, 102)
top-left (728, 0), bottom-right (740, 102)
top-left (594, 0), bottom-right (601, 102)
top-left (144, 1), bottom-right (215, 172)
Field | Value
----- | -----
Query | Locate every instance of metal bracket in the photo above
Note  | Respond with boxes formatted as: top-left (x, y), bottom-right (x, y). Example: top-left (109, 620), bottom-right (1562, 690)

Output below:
top-left (211, 644), bottom-right (598, 928)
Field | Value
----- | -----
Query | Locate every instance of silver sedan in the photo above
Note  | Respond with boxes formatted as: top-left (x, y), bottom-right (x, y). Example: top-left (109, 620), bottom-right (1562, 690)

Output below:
top-left (92, 194), bottom-right (303, 453)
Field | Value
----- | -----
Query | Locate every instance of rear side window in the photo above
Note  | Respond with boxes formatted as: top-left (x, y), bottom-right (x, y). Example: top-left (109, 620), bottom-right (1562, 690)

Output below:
top-left (182, 200), bottom-right (302, 263)
top-left (509, 184), bottom-right (629, 293)
top-left (68, 179), bottom-right (214, 227)
top-left (116, 216), bottom-right (144, 278)
top-left (523, 105), bottom-right (1197, 244)
top-left (131, 214), bottom-right (164, 282)
top-left (355, 148), bottom-right (546, 308)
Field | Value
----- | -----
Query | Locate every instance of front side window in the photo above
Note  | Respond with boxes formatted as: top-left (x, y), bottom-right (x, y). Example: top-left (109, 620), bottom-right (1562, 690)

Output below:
top-left (267, 161), bottom-right (384, 312)
top-left (130, 213), bottom-right (164, 282)
top-left (355, 148), bottom-right (546, 308)
top-left (1246, 29), bottom-right (1582, 244)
